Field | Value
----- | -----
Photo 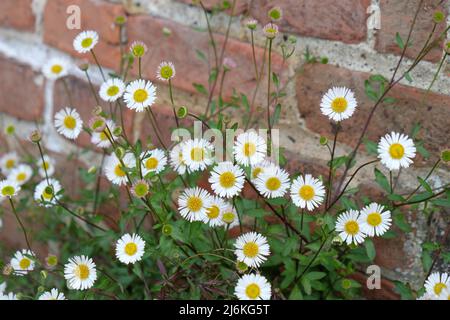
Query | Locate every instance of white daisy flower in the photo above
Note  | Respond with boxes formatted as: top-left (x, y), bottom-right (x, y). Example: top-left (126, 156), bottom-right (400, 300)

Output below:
top-left (234, 232), bottom-right (270, 268)
top-left (378, 132), bottom-right (416, 171)
top-left (335, 210), bottom-right (366, 245)
top-left (254, 165), bottom-right (290, 198)
top-left (181, 139), bottom-right (214, 172)
top-left (42, 58), bottom-right (69, 80)
top-left (99, 78), bottom-right (125, 102)
top-left (54, 107), bottom-right (83, 140)
top-left (0, 282), bottom-right (5, 294)
top-left (34, 178), bottom-right (62, 207)
top-left (250, 159), bottom-right (273, 182)
top-left (0, 180), bottom-right (20, 198)
top-left (220, 205), bottom-right (240, 229)
top-left (7, 164), bottom-right (33, 186)
top-left (0, 292), bottom-right (18, 300)
top-left (425, 272), bottom-right (450, 297)
top-left (234, 131), bottom-right (267, 167)
top-left (10, 249), bottom-right (35, 276)
top-left (209, 162), bottom-right (245, 198)
top-left (169, 144), bottom-right (188, 175)
top-left (123, 79), bottom-right (157, 112)
top-left (290, 174), bottom-right (325, 211)
top-left (37, 155), bottom-right (55, 178)
top-left (320, 87), bottom-right (357, 122)
top-left (417, 292), bottom-right (437, 300)
top-left (73, 30), bottom-right (99, 54)
top-left (115, 233), bottom-right (146, 265)
top-left (235, 274), bottom-right (271, 300)
top-left (140, 149), bottom-right (167, 176)
top-left (91, 120), bottom-right (116, 149)
top-left (156, 61), bottom-right (176, 81)
top-left (178, 187), bottom-right (212, 222)
top-left (202, 196), bottom-right (228, 227)
top-left (359, 203), bottom-right (392, 237)
top-left (438, 288), bottom-right (450, 300)
top-left (104, 153), bottom-right (136, 186)
top-left (0, 152), bottom-right (19, 174)
top-left (38, 288), bottom-right (66, 300)
top-left (64, 255), bottom-right (97, 290)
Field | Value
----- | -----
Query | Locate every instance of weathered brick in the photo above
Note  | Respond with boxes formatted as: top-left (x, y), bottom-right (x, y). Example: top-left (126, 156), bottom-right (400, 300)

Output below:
top-left (0, 55), bottom-right (44, 121)
top-left (376, 0), bottom-right (447, 63)
top-left (176, 0), bottom-right (249, 15)
top-left (0, 0), bottom-right (35, 32)
top-left (53, 76), bottom-right (135, 149)
top-left (296, 63), bottom-right (450, 164)
top-left (249, 0), bottom-right (371, 44)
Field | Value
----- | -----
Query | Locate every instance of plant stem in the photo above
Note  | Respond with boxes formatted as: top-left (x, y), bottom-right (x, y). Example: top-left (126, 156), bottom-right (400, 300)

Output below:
top-left (84, 70), bottom-right (100, 105)
top-left (90, 49), bottom-right (106, 81)
top-left (326, 124), bottom-right (339, 208)
top-left (266, 38), bottom-right (273, 155)
top-left (250, 30), bottom-right (259, 81)
top-left (168, 79), bottom-right (179, 128)
top-left (8, 198), bottom-right (32, 252)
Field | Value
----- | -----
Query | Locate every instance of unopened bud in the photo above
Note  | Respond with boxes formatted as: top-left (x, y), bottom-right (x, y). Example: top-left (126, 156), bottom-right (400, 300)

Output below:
top-left (29, 130), bottom-right (42, 143)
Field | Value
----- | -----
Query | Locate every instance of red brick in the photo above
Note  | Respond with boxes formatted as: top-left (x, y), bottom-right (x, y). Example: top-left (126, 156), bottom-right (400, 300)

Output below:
top-left (376, 0), bottom-right (447, 63)
top-left (127, 15), bottom-right (286, 100)
top-left (249, 0), bottom-right (371, 44)
top-left (296, 63), bottom-right (450, 164)
top-left (43, 0), bottom-right (124, 68)
top-left (0, 55), bottom-right (44, 121)
top-left (53, 76), bottom-right (135, 149)
top-left (0, 0), bottom-right (35, 32)
top-left (176, 0), bottom-right (248, 15)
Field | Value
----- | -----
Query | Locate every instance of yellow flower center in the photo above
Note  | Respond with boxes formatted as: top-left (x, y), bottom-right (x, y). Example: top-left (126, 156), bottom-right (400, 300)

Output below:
top-left (42, 187), bottom-right (53, 200)
top-left (107, 85), bottom-right (120, 97)
top-left (133, 89), bottom-right (148, 103)
top-left (75, 264), bottom-right (90, 280)
top-left (125, 242), bottom-right (138, 256)
top-left (6, 159), bottom-right (15, 169)
top-left (219, 171), bottom-right (236, 189)
top-left (367, 212), bottom-right (382, 227)
top-left (1, 186), bottom-right (15, 197)
top-left (19, 258), bottom-right (31, 269)
top-left (245, 283), bottom-right (261, 299)
top-left (99, 131), bottom-right (109, 141)
top-left (299, 185), bottom-right (315, 201)
top-left (243, 142), bottom-right (256, 157)
top-left (243, 242), bottom-right (259, 258)
top-left (207, 205), bottom-right (220, 219)
top-left (389, 143), bottom-right (405, 159)
top-left (190, 147), bottom-right (204, 162)
top-left (434, 283), bottom-right (447, 295)
top-left (64, 115), bottom-right (77, 130)
top-left (81, 37), bottom-right (93, 48)
top-left (42, 161), bottom-right (49, 170)
top-left (265, 177), bottom-right (281, 191)
top-left (331, 97), bottom-right (348, 113)
top-left (344, 220), bottom-right (359, 235)
top-left (160, 65), bottom-right (173, 79)
top-left (222, 211), bottom-right (235, 224)
top-left (187, 196), bottom-right (203, 212)
top-left (17, 172), bottom-right (27, 181)
top-left (51, 64), bottom-right (63, 74)
top-left (145, 157), bottom-right (158, 170)
top-left (114, 164), bottom-right (126, 177)
top-left (134, 183), bottom-right (148, 197)
top-left (252, 167), bottom-right (263, 179)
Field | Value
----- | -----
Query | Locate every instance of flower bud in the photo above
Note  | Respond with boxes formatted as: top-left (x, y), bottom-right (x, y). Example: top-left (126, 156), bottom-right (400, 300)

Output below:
top-left (29, 130), bottom-right (42, 143)
top-left (162, 224), bottom-right (173, 235)
top-left (177, 106), bottom-right (188, 119)
top-left (4, 124), bottom-right (15, 136)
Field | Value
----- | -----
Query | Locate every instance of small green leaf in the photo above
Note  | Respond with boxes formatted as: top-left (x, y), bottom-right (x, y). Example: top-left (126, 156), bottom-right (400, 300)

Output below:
top-left (364, 238), bottom-right (376, 261)
top-left (395, 32), bottom-right (405, 49)
top-left (374, 168), bottom-right (391, 193)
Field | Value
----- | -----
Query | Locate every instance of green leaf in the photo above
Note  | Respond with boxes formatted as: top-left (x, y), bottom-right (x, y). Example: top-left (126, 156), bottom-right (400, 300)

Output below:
top-left (374, 168), bottom-right (391, 193)
top-left (393, 212), bottom-right (412, 233)
top-left (422, 250), bottom-right (433, 272)
top-left (395, 32), bottom-right (405, 49)
top-left (272, 72), bottom-right (280, 88)
top-left (193, 83), bottom-right (208, 95)
top-left (394, 281), bottom-right (414, 300)
top-left (404, 72), bottom-right (413, 83)
top-left (305, 272), bottom-right (326, 281)
top-left (364, 238), bottom-right (376, 261)
top-left (289, 285), bottom-right (303, 300)
top-left (241, 94), bottom-right (250, 112)
top-left (271, 104), bottom-right (282, 127)
top-left (301, 277), bottom-right (312, 295)
top-left (417, 177), bottom-right (432, 193)
top-left (363, 138), bottom-right (378, 156)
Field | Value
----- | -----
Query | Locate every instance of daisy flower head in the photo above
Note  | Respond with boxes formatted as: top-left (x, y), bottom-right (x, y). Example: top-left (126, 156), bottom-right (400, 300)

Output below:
top-left (359, 203), bottom-right (392, 237)
top-left (425, 272), bottom-right (450, 297)
top-left (0, 152), bottom-right (19, 174)
top-left (250, 159), bottom-right (273, 182)
top-left (42, 58), bottom-right (69, 80)
top-left (378, 132), bottom-right (416, 171)
top-left (54, 107), bottom-right (83, 140)
top-left (268, 6), bottom-right (283, 21)
top-left (10, 249), bottom-right (35, 276)
top-left (169, 143), bottom-right (188, 175)
top-left (209, 161), bottom-right (245, 198)
top-left (38, 155), bottom-right (56, 178)
top-left (290, 174), bottom-right (325, 211)
top-left (156, 61), bottom-right (176, 82)
top-left (220, 205), bottom-right (240, 229)
top-left (416, 292), bottom-right (437, 300)
top-left (104, 153), bottom-right (136, 186)
top-left (234, 131), bottom-right (267, 166)
top-left (99, 78), bottom-right (125, 102)
top-left (203, 196), bottom-right (228, 227)
top-left (0, 180), bottom-right (20, 199)
top-left (34, 178), bottom-right (62, 207)
top-left (7, 164), bottom-right (33, 186)
top-left (181, 139), bottom-right (215, 172)
top-left (73, 30), bottom-right (99, 53)
top-left (130, 41), bottom-right (148, 58)
top-left (263, 23), bottom-right (279, 39)
top-left (439, 288), bottom-right (450, 300)
top-left (178, 187), bottom-right (212, 222)
top-left (141, 149), bottom-right (167, 176)
top-left (223, 57), bottom-right (237, 71)
top-left (255, 165), bottom-right (290, 198)
top-left (0, 282), bottom-right (5, 293)
top-left (123, 79), bottom-right (157, 112)
top-left (335, 210), bottom-right (366, 245)
top-left (320, 87), bottom-right (357, 122)
top-left (91, 120), bottom-right (116, 149)
top-left (64, 255), bottom-right (97, 291)
top-left (234, 232), bottom-right (270, 268)
top-left (235, 274), bottom-right (271, 300)
top-left (116, 233), bottom-right (146, 265)
top-left (0, 292), bottom-right (18, 300)
top-left (131, 179), bottom-right (150, 198)
top-left (245, 18), bottom-right (258, 30)
top-left (39, 288), bottom-right (66, 300)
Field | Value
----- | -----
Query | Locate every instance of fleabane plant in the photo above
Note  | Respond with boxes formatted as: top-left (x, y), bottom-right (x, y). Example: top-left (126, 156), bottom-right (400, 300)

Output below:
top-left (0, 4), bottom-right (449, 301)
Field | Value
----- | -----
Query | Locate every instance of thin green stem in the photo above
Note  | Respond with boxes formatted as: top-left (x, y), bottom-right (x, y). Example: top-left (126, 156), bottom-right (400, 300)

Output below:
top-left (8, 198), bottom-right (32, 252)
top-left (90, 49), bottom-right (106, 81)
